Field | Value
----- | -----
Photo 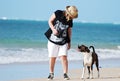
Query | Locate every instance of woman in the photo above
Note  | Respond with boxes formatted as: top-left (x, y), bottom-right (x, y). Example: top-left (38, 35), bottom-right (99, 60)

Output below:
top-left (46, 6), bottom-right (78, 80)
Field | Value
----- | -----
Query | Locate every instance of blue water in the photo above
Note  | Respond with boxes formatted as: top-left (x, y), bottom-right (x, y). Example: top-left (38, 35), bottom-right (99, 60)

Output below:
top-left (0, 19), bottom-right (120, 48)
top-left (0, 20), bottom-right (48, 48)
top-left (72, 22), bottom-right (120, 48)
top-left (0, 19), bottom-right (120, 81)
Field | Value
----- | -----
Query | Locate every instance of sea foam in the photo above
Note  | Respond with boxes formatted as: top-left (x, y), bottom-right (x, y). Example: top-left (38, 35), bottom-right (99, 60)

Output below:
top-left (0, 47), bottom-right (120, 64)
top-left (118, 46), bottom-right (120, 49)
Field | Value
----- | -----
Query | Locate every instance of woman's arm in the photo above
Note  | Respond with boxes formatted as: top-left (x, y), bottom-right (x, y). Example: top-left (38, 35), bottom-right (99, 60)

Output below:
top-left (48, 13), bottom-right (58, 36)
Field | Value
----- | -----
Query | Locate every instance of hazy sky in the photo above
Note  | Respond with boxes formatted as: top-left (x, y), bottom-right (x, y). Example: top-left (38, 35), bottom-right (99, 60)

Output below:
top-left (0, 0), bottom-right (120, 23)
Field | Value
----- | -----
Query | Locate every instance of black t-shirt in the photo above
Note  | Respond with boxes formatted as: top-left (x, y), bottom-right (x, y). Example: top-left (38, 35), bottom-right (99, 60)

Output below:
top-left (53, 10), bottom-right (73, 27)
top-left (49, 10), bottom-right (73, 45)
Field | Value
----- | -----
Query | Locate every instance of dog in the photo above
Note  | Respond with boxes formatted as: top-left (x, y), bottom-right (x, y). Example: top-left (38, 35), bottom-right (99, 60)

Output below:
top-left (78, 45), bottom-right (100, 79)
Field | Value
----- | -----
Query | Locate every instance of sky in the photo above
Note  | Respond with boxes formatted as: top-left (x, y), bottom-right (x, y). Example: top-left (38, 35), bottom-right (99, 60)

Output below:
top-left (0, 0), bottom-right (120, 23)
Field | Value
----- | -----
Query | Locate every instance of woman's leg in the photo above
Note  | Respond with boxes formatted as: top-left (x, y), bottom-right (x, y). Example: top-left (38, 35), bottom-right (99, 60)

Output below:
top-left (49, 57), bottom-right (56, 73)
top-left (48, 57), bottom-right (56, 80)
top-left (60, 55), bottom-right (68, 73)
top-left (47, 41), bottom-right (58, 80)
top-left (60, 55), bottom-right (70, 80)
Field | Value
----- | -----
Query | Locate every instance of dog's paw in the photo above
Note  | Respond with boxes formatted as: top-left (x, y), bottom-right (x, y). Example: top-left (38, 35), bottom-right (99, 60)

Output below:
top-left (87, 77), bottom-right (90, 79)
top-left (90, 77), bottom-right (94, 79)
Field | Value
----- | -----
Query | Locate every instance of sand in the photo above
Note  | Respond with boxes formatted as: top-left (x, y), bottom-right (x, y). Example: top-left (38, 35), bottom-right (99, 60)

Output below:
top-left (14, 67), bottom-right (120, 81)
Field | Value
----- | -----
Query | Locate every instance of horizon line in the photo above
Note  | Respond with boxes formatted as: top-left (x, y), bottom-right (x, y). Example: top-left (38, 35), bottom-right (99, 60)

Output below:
top-left (0, 17), bottom-right (120, 25)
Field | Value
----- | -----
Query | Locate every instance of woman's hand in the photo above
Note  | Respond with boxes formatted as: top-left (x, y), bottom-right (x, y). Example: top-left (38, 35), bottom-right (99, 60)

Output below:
top-left (52, 28), bottom-right (59, 36)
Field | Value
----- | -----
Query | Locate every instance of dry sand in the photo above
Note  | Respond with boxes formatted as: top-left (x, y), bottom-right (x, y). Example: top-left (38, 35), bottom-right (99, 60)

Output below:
top-left (14, 68), bottom-right (120, 81)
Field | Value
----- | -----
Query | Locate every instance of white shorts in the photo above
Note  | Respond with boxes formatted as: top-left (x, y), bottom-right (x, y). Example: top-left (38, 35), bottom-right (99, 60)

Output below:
top-left (48, 41), bottom-right (68, 57)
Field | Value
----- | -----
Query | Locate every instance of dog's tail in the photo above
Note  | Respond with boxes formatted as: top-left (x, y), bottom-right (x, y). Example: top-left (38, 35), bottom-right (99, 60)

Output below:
top-left (89, 46), bottom-right (95, 53)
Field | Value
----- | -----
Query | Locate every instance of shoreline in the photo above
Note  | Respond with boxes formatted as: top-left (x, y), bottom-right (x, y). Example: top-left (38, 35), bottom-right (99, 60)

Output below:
top-left (1, 58), bottom-right (120, 67)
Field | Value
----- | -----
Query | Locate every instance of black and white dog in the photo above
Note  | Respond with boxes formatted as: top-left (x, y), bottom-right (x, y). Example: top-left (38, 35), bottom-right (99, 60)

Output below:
top-left (78, 45), bottom-right (100, 79)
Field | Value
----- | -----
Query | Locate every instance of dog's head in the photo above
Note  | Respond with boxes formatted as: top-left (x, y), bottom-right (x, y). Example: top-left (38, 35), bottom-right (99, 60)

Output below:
top-left (78, 45), bottom-right (90, 53)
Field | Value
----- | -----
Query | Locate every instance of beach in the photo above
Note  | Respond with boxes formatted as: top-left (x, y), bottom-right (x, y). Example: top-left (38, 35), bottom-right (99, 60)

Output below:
top-left (0, 59), bottom-right (119, 81)
top-left (14, 67), bottom-right (120, 81)
top-left (0, 20), bottom-right (120, 81)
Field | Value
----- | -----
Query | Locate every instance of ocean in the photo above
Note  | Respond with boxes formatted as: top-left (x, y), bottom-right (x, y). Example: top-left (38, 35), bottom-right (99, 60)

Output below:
top-left (0, 19), bottom-right (120, 81)
top-left (0, 19), bottom-right (120, 64)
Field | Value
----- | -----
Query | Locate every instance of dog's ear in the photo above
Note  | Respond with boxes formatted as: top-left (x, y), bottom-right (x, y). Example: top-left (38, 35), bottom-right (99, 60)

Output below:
top-left (77, 45), bottom-right (81, 52)
top-left (78, 45), bottom-right (80, 48)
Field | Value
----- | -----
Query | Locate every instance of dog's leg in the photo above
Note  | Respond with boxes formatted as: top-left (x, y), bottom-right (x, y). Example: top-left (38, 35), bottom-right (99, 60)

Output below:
top-left (96, 61), bottom-right (100, 78)
top-left (91, 65), bottom-right (93, 79)
top-left (81, 66), bottom-right (86, 79)
top-left (87, 66), bottom-right (90, 79)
